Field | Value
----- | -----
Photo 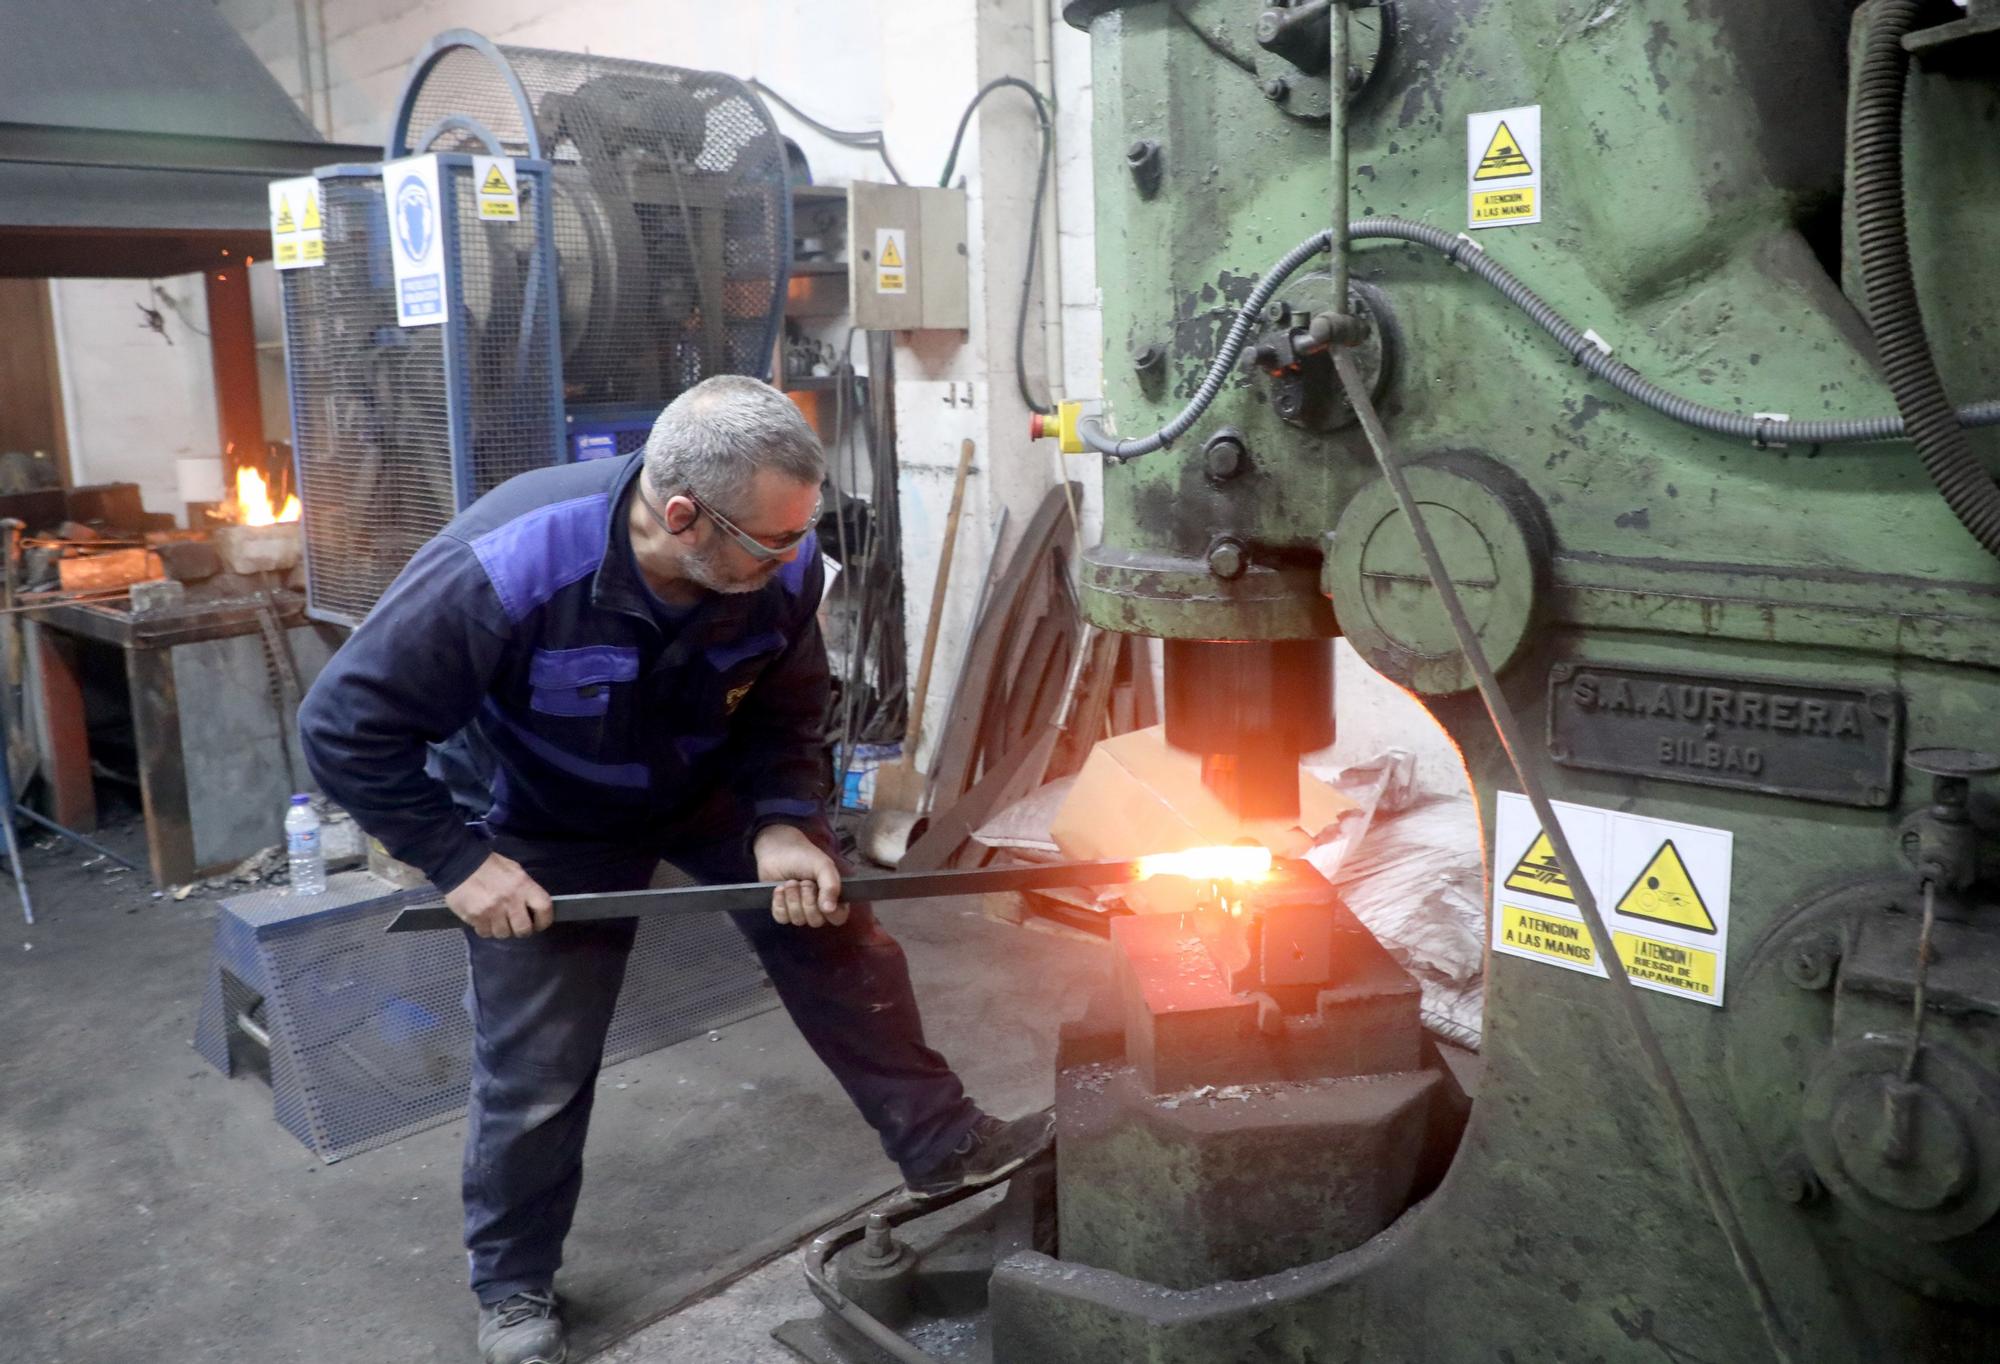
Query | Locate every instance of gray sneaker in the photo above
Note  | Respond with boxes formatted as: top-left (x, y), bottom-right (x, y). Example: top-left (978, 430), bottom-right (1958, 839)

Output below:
top-left (905, 1112), bottom-right (1056, 1199)
top-left (477, 1289), bottom-right (567, 1364)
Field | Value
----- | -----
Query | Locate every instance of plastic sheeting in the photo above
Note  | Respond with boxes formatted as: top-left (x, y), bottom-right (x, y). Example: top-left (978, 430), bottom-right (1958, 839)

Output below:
top-left (1307, 754), bottom-right (1483, 1048)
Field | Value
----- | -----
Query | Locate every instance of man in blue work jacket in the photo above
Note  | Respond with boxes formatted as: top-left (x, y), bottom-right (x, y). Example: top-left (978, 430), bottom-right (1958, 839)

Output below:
top-left (299, 375), bottom-right (1051, 1364)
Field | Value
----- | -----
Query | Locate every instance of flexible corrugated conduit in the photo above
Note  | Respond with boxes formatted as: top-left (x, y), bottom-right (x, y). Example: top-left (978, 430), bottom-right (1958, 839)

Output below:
top-left (1848, 0), bottom-right (2000, 558)
top-left (1079, 219), bottom-right (2000, 495)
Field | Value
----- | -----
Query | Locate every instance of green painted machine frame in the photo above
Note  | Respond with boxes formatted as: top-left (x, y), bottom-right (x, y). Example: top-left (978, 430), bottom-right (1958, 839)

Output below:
top-left (1007, 1), bottom-right (2000, 1359)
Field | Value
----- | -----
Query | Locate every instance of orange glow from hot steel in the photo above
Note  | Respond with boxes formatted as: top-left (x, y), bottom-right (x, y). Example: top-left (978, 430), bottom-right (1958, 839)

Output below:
top-left (233, 466), bottom-right (301, 525)
top-left (1133, 846), bottom-right (1274, 885)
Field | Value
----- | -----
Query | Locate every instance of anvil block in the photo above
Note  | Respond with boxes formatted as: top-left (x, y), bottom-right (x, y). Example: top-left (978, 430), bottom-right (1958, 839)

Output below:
top-left (1111, 910), bottom-right (1257, 1094)
top-left (1054, 1059), bottom-right (1441, 1289)
top-left (1111, 899), bottom-right (1423, 1094)
top-left (1259, 899), bottom-right (1337, 985)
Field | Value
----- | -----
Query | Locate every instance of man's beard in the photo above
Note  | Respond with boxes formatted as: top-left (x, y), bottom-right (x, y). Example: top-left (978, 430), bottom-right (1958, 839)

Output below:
top-left (682, 535), bottom-right (780, 595)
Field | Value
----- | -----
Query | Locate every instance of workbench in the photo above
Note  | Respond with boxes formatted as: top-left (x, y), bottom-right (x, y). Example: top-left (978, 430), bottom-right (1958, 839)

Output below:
top-left (23, 588), bottom-right (340, 884)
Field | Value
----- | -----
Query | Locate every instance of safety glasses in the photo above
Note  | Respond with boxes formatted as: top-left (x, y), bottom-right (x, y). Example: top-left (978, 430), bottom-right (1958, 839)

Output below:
top-left (642, 483), bottom-right (820, 562)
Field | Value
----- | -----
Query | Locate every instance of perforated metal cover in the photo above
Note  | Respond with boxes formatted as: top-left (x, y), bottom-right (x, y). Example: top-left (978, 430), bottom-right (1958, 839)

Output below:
top-left (281, 161), bottom-right (561, 626)
top-left (401, 43), bottom-right (791, 409)
top-left (194, 872), bottom-right (775, 1162)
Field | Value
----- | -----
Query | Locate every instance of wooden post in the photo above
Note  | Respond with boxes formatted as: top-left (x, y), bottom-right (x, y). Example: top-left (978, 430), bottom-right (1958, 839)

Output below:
top-left (0, 280), bottom-right (71, 485)
top-left (204, 265), bottom-right (264, 468)
top-left (127, 645), bottom-right (194, 886)
top-left (28, 623), bottom-right (95, 832)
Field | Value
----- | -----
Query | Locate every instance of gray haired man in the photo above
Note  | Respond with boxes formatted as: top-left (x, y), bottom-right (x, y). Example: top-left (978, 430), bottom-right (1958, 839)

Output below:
top-left (300, 375), bottom-right (1054, 1364)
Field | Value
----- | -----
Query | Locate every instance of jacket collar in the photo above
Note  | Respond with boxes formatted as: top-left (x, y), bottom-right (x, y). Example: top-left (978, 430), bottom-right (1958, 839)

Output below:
top-left (589, 453), bottom-right (656, 623)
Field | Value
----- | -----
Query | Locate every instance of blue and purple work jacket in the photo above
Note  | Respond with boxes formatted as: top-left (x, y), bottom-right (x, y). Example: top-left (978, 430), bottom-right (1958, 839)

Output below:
top-left (298, 452), bottom-right (829, 892)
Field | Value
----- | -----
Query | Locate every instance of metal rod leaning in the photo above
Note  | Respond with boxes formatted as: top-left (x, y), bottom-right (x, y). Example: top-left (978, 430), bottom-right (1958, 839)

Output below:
top-left (1330, 348), bottom-right (1800, 1364)
top-left (1327, 0), bottom-right (1350, 314)
top-left (11, 803), bottom-right (138, 870)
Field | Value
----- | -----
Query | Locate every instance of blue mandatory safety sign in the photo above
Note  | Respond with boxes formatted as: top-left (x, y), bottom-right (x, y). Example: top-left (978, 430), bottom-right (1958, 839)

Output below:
top-left (395, 175), bottom-right (433, 260)
top-left (385, 155), bottom-right (448, 328)
top-left (394, 175), bottom-right (442, 320)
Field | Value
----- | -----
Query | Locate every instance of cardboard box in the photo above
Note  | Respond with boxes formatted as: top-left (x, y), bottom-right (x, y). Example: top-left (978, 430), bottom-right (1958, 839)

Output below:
top-left (1048, 726), bottom-right (1355, 915)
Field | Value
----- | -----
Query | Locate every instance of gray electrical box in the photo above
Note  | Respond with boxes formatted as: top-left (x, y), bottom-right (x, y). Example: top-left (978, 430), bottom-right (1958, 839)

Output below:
top-left (848, 182), bottom-right (969, 330)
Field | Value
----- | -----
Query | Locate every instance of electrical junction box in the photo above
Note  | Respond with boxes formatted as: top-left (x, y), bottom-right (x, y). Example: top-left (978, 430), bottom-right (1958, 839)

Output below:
top-left (847, 181), bottom-right (969, 330)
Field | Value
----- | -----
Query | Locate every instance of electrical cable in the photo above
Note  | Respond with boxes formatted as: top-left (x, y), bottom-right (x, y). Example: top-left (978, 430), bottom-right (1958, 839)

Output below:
top-left (936, 77), bottom-right (1058, 417)
top-left (748, 79), bottom-right (906, 185)
top-left (1331, 348), bottom-right (1802, 1364)
top-left (1076, 219), bottom-right (2000, 459)
top-left (1077, 231), bottom-right (1333, 458)
top-left (824, 328), bottom-right (912, 810)
top-left (758, 75), bottom-right (1057, 416)
top-left (1848, 0), bottom-right (2000, 560)
top-left (827, 354), bottom-right (863, 808)
top-left (860, 361), bottom-right (906, 738)
top-left (868, 337), bottom-right (910, 734)
top-left (1363, 216), bottom-right (2000, 446)
top-left (1168, 0), bottom-right (1259, 74)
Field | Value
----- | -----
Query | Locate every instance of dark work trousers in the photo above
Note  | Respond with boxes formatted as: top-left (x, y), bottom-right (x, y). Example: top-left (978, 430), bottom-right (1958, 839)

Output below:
top-left (459, 816), bottom-right (980, 1306)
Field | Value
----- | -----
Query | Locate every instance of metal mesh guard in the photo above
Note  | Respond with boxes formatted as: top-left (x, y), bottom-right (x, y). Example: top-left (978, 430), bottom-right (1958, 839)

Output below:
top-left (284, 175), bottom-right (450, 626)
top-left (283, 163), bottom-right (560, 626)
top-left (402, 42), bottom-right (790, 409)
top-left (194, 873), bottom-right (775, 1162)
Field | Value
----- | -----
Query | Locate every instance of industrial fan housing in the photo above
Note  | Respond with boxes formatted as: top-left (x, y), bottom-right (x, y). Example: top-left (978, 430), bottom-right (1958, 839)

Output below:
top-left (277, 30), bottom-right (792, 626)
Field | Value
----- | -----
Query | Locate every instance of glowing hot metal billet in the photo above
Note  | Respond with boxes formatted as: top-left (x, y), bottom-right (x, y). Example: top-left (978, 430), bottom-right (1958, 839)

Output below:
top-left (1132, 846), bottom-right (1273, 884)
top-left (383, 851), bottom-right (1279, 933)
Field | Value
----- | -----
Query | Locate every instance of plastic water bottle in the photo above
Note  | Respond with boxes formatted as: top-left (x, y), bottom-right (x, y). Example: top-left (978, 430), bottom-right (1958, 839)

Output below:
top-left (285, 794), bottom-right (326, 895)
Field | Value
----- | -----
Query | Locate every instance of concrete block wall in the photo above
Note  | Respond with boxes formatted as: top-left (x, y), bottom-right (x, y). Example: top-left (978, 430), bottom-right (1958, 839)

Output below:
top-left (874, 0), bottom-right (997, 768)
top-left (1050, 0), bottom-right (1101, 405)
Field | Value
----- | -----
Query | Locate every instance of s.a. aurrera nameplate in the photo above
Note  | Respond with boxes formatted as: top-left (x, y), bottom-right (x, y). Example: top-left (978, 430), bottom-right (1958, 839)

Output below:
top-left (1547, 662), bottom-right (1901, 808)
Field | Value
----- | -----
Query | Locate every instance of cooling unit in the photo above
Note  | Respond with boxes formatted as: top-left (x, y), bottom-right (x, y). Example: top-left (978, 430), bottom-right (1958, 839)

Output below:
top-left (276, 30), bottom-right (791, 626)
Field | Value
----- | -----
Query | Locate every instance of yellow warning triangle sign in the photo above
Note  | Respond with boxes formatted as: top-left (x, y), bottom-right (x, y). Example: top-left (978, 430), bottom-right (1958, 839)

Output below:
top-left (1616, 840), bottom-right (1716, 933)
top-left (1504, 832), bottom-right (1574, 902)
top-left (481, 163), bottom-right (512, 195)
top-left (879, 235), bottom-right (904, 269)
top-left (1475, 121), bottom-right (1533, 180)
top-left (301, 191), bottom-right (321, 231)
top-left (273, 196), bottom-right (296, 234)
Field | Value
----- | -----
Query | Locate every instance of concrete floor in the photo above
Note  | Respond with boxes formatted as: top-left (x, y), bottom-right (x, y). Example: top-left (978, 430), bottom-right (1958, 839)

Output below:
top-left (607, 1183), bottom-right (1014, 1363)
top-left (600, 1248), bottom-right (818, 1363)
top-left (0, 799), bottom-right (1107, 1363)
